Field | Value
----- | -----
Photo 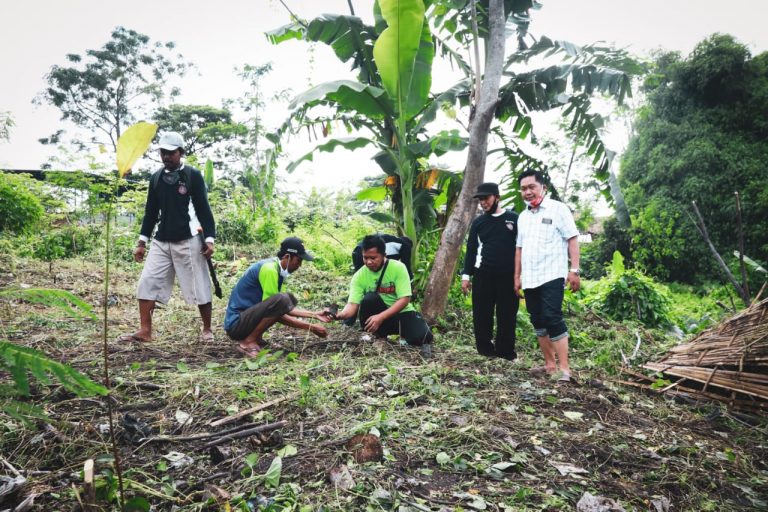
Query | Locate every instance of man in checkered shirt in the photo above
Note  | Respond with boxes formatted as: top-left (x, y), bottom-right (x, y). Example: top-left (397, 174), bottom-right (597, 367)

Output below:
top-left (514, 170), bottom-right (581, 383)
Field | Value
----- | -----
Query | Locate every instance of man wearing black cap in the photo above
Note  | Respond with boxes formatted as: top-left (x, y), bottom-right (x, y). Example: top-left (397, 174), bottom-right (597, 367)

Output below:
top-left (461, 182), bottom-right (519, 359)
top-left (224, 237), bottom-right (329, 357)
top-left (118, 131), bottom-right (216, 344)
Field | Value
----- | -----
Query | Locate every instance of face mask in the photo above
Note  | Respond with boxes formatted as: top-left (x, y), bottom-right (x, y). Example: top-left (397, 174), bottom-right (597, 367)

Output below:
top-left (161, 170), bottom-right (180, 186)
top-left (524, 194), bottom-right (544, 209)
top-left (483, 198), bottom-right (499, 215)
top-left (279, 260), bottom-right (291, 279)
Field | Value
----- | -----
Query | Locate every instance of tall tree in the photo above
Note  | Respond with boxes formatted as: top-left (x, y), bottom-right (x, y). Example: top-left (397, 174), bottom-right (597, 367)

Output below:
top-left (421, 0), bottom-right (507, 320)
top-left (153, 104), bottom-right (246, 159)
top-left (39, 26), bottom-right (190, 152)
top-left (620, 34), bottom-right (768, 283)
top-left (226, 63), bottom-right (290, 217)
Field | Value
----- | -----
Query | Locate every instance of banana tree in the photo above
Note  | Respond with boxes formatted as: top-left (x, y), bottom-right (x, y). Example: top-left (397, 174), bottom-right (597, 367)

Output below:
top-left (268, 0), bottom-right (471, 262)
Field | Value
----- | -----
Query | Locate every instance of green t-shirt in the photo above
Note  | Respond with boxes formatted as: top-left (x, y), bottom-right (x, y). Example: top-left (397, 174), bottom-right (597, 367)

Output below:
top-left (348, 259), bottom-right (415, 312)
top-left (258, 259), bottom-right (281, 300)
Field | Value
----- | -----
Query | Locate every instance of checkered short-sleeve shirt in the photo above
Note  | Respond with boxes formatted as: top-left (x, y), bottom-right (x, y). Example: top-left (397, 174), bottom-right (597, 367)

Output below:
top-left (516, 197), bottom-right (579, 289)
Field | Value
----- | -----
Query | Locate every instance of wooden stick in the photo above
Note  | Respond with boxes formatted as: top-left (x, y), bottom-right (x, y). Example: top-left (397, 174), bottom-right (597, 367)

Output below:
top-left (734, 191), bottom-right (751, 299)
top-left (83, 459), bottom-right (96, 510)
top-left (202, 421), bottom-right (287, 448)
top-left (139, 420), bottom-right (271, 444)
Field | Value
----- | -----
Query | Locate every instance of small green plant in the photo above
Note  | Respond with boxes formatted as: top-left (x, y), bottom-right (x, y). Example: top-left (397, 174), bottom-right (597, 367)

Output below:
top-left (585, 251), bottom-right (672, 327)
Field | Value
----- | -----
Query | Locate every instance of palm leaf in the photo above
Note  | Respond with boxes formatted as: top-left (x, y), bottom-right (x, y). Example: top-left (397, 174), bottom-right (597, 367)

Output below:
top-left (0, 341), bottom-right (108, 398)
top-left (0, 288), bottom-right (97, 320)
top-left (505, 35), bottom-right (645, 75)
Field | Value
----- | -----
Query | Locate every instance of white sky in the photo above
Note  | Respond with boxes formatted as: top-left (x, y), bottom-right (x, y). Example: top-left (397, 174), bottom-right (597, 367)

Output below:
top-left (1, 0), bottom-right (767, 198)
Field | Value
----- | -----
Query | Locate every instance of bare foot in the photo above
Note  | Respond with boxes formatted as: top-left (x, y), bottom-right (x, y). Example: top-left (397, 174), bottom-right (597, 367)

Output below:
top-left (237, 343), bottom-right (263, 358)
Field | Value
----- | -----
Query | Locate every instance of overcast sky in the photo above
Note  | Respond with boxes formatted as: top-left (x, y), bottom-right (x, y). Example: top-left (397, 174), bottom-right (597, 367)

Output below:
top-left (1, 0), bottom-right (766, 196)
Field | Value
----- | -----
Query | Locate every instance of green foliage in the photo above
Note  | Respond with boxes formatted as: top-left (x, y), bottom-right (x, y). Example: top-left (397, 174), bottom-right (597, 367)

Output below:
top-left (0, 110), bottom-right (13, 141)
top-left (0, 286), bottom-right (106, 421)
top-left (620, 33), bottom-right (768, 283)
top-left (1, 341), bottom-right (107, 400)
top-left (585, 252), bottom-right (672, 327)
top-left (153, 104), bottom-right (246, 158)
top-left (629, 200), bottom-right (687, 280)
top-left (33, 225), bottom-right (101, 263)
top-left (216, 215), bottom-right (258, 245)
top-left (0, 172), bottom-right (45, 233)
top-left (40, 26), bottom-right (190, 151)
top-left (580, 216), bottom-right (632, 279)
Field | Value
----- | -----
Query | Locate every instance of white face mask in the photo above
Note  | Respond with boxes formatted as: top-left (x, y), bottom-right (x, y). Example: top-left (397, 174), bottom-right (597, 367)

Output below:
top-left (279, 260), bottom-right (291, 279)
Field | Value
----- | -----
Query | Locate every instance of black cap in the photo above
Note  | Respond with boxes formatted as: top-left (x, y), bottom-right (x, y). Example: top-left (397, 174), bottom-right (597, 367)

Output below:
top-left (280, 237), bottom-right (314, 261)
top-left (473, 182), bottom-right (500, 198)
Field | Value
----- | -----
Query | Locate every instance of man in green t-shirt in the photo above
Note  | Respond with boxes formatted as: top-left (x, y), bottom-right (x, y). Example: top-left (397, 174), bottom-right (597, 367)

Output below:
top-left (331, 235), bottom-right (433, 357)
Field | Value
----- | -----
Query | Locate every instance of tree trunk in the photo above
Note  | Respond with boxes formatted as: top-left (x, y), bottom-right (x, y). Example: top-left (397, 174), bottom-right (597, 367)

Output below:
top-left (607, 154), bottom-right (631, 228)
top-left (421, 0), bottom-right (506, 323)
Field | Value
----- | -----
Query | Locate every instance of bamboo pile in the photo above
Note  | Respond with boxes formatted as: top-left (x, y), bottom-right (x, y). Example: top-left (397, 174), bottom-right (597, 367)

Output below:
top-left (626, 296), bottom-right (768, 413)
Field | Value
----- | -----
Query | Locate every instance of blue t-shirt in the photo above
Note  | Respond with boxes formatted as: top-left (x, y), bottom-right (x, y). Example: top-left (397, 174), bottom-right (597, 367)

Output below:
top-left (224, 258), bottom-right (284, 331)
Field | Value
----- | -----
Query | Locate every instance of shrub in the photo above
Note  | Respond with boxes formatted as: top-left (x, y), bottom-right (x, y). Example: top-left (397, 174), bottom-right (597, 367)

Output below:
top-left (0, 172), bottom-right (45, 233)
top-left (33, 225), bottom-right (101, 264)
top-left (217, 215), bottom-right (258, 245)
top-left (585, 251), bottom-right (672, 328)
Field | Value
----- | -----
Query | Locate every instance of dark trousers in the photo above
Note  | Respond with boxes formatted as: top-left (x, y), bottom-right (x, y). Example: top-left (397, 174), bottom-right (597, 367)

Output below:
top-left (472, 270), bottom-right (518, 359)
top-left (359, 293), bottom-right (433, 346)
top-left (524, 278), bottom-right (567, 340)
top-left (225, 293), bottom-right (297, 341)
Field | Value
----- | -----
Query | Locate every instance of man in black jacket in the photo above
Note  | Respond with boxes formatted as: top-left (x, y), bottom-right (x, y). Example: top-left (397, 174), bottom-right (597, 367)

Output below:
top-left (461, 182), bottom-right (519, 359)
top-left (118, 132), bottom-right (216, 344)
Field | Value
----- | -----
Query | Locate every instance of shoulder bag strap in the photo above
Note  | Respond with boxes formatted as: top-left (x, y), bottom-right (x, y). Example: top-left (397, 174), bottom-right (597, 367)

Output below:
top-left (375, 260), bottom-right (389, 293)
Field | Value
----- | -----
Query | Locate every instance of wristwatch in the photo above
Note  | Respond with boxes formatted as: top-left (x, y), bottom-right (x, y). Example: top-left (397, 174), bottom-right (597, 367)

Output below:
top-left (569, 268), bottom-right (580, 275)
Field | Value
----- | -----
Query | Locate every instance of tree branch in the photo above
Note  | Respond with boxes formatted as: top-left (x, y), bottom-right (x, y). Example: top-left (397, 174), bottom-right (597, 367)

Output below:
top-left (690, 200), bottom-right (749, 306)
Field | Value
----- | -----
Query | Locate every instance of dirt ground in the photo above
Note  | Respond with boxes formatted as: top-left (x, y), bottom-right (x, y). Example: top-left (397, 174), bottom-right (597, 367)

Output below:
top-left (1, 257), bottom-right (767, 511)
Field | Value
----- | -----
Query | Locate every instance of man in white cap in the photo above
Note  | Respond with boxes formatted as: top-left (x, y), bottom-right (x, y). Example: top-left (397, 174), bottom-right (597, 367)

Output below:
top-left (118, 131), bottom-right (217, 344)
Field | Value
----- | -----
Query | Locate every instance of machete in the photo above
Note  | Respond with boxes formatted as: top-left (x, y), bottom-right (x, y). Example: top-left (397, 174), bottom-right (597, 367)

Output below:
top-left (197, 227), bottom-right (222, 299)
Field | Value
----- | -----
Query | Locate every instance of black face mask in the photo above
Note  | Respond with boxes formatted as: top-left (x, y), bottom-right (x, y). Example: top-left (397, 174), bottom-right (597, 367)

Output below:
top-left (161, 170), bottom-right (181, 186)
top-left (484, 198), bottom-right (499, 215)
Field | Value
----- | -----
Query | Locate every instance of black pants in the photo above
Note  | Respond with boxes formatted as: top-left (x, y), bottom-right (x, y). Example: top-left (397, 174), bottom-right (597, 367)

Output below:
top-left (471, 270), bottom-right (518, 359)
top-left (524, 278), bottom-right (567, 340)
top-left (358, 293), bottom-right (433, 346)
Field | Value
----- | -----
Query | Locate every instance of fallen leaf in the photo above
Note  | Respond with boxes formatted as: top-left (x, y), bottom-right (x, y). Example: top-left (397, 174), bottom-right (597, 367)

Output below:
top-left (549, 461), bottom-right (588, 476)
top-left (175, 410), bottom-right (192, 426)
top-left (277, 444), bottom-right (298, 458)
top-left (328, 465), bottom-right (355, 490)
top-left (563, 411), bottom-right (584, 421)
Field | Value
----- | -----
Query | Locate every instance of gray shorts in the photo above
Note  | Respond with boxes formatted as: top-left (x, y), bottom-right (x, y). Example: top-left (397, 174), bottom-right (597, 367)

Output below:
top-left (136, 237), bottom-right (212, 305)
top-left (226, 293), bottom-right (297, 341)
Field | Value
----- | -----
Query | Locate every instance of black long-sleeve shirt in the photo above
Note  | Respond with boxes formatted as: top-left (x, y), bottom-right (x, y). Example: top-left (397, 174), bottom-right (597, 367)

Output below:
top-left (139, 166), bottom-right (216, 242)
top-left (462, 210), bottom-right (518, 275)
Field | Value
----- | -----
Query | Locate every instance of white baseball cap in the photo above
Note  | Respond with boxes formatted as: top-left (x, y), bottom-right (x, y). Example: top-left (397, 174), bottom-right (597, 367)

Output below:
top-left (158, 132), bottom-right (185, 151)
